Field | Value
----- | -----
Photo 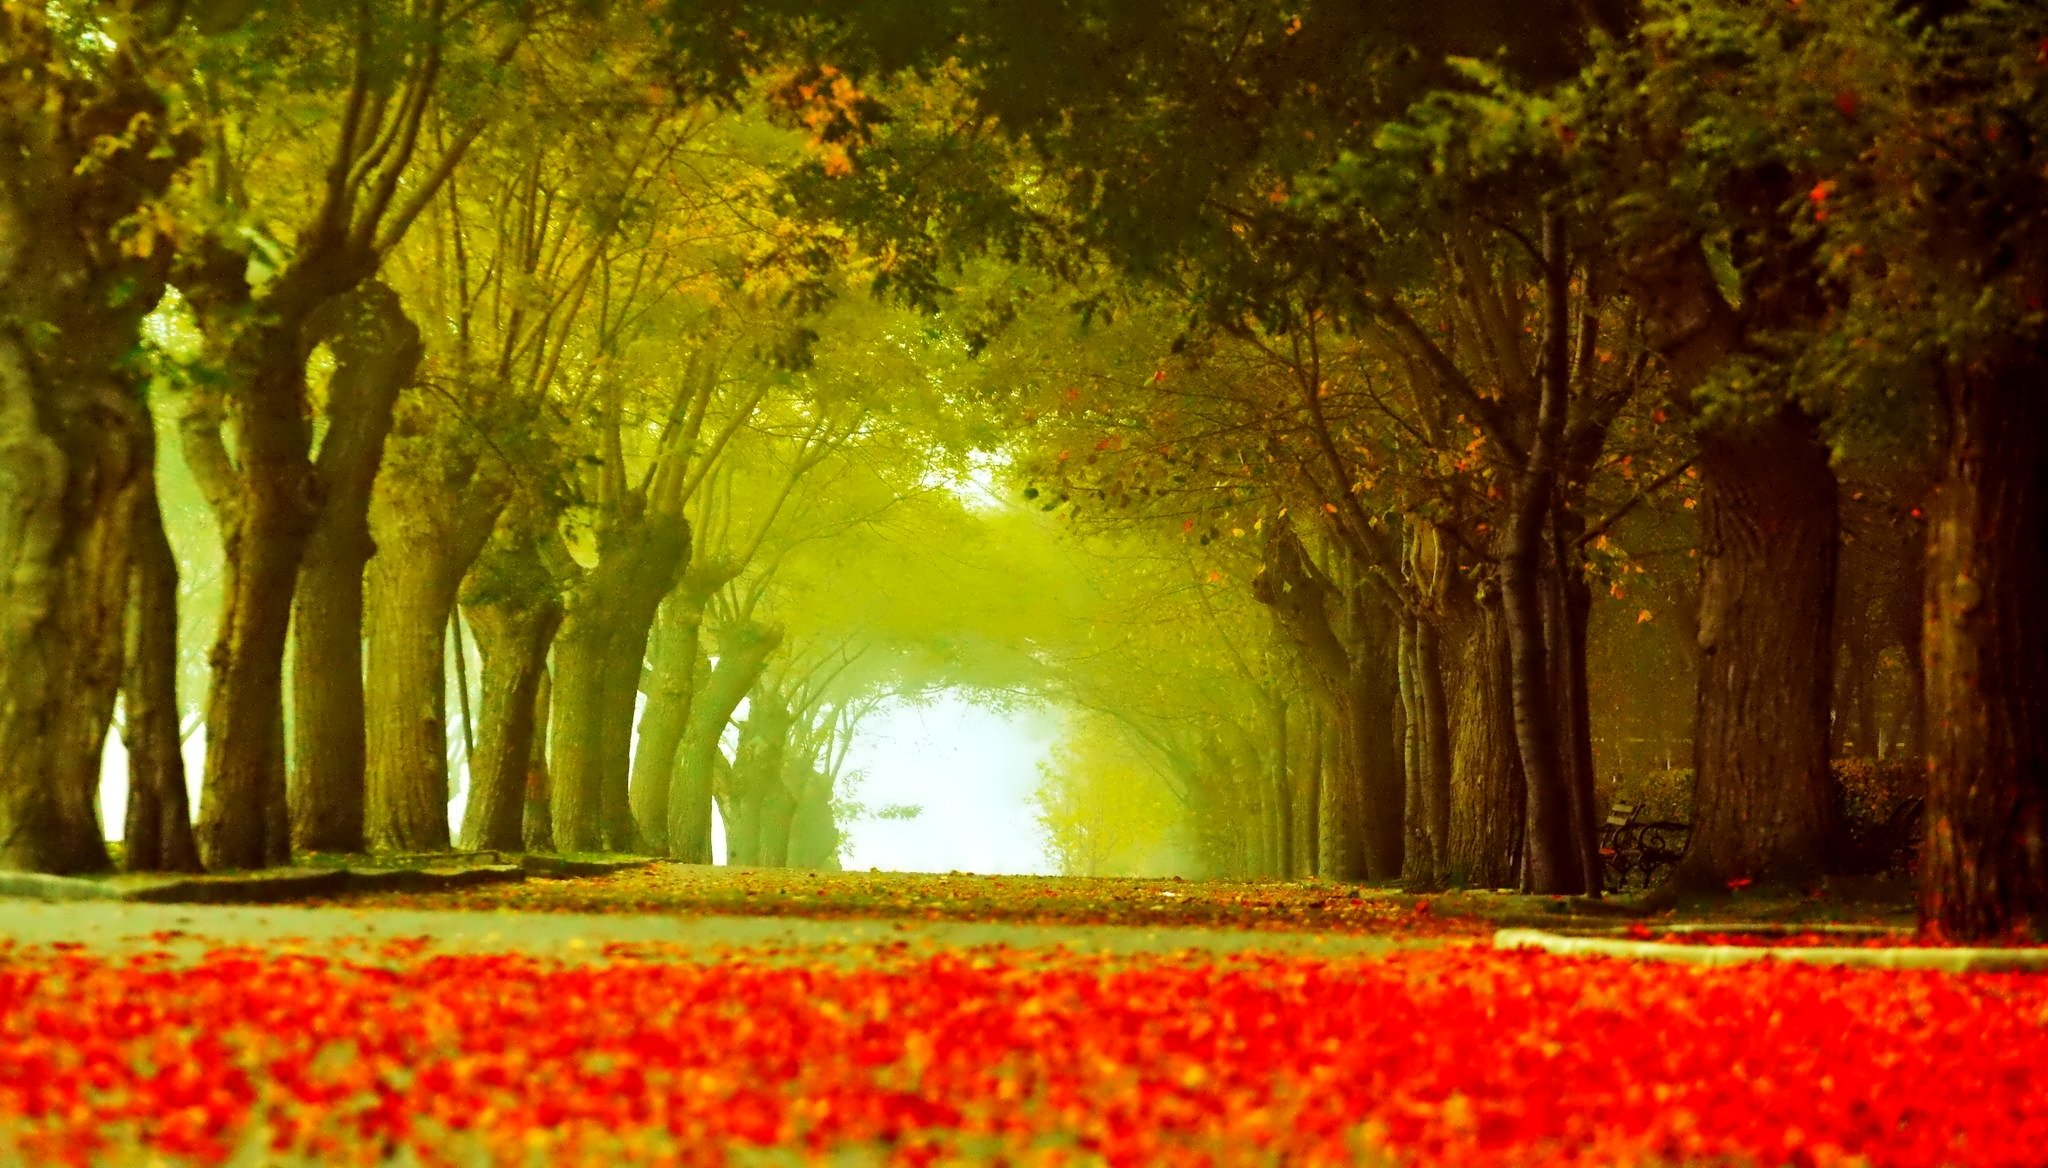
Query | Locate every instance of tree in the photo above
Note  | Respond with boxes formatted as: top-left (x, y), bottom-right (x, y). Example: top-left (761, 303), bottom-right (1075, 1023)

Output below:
top-left (1572, 0), bottom-right (2044, 932)
top-left (1035, 718), bottom-right (1180, 878)
top-left (175, 0), bottom-right (528, 868)
top-left (0, 1), bottom-right (216, 874)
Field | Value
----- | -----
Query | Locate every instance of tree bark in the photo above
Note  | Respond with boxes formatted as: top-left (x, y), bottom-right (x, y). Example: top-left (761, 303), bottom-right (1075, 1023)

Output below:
top-left (1500, 211), bottom-right (1582, 894)
top-left (185, 232), bottom-right (385, 871)
top-left (666, 620), bottom-right (781, 863)
top-left (1679, 406), bottom-right (1839, 890)
top-left (727, 694), bottom-right (793, 867)
top-left (1921, 347), bottom-right (2048, 941)
top-left (0, 2), bottom-right (192, 876)
top-left (288, 283), bottom-right (420, 854)
top-left (362, 453), bottom-right (503, 854)
top-left (1253, 528), bottom-right (1401, 880)
top-left (1548, 514), bottom-right (1604, 893)
top-left (1398, 614), bottom-right (1428, 884)
top-left (1412, 616), bottom-right (1453, 888)
top-left (757, 781), bottom-right (800, 868)
top-left (1301, 706), bottom-right (1325, 877)
top-left (549, 519), bottom-right (691, 853)
top-left (458, 587), bottom-right (562, 852)
top-left (523, 670), bottom-right (556, 853)
top-left (1265, 693), bottom-right (1294, 878)
top-left (627, 586), bottom-right (713, 855)
top-left (1446, 581), bottom-right (1525, 888)
top-left (188, 379), bottom-right (315, 871)
top-left (121, 436), bottom-right (202, 873)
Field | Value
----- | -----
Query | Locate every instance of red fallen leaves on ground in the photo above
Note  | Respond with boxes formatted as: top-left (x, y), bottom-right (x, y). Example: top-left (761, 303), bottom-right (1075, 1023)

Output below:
top-left (1, 941), bottom-right (2044, 1167)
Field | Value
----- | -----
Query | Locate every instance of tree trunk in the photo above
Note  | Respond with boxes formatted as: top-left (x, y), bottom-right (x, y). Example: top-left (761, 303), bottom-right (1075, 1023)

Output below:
top-left (627, 588), bottom-right (711, 855)
top-left (122, 441), bottom-right (202, 874)
top-left (186, 234), bottom-right (385, 871)
top-left (597, 631), bottom-right (649, 849)
top-left (362, 463), bottom-right (502, 853)
top-left (666, 621), bottom-right (781, 863)
top-left (787, 772), bottom-right (840, 870)
top-left (192, 410), bottom-right (314, 870)
top-left (757, 774), bottom-right (800, 868)
top-left (1341, 617), bottom-right (1405, 883)
top-left (1327, 610), bottom-right (1409, 881)
top-left (727, 695), bottom-right (793, 868)
top-left (1446, 582), bottom-right (1525, 888)
top-left (1679, 406), bottom-right (1839, 890)
top-left (458, 590), bottom-right (562, 852)
top-left (0, 8), bottom-right (190, 876)
top-left (363, 546), bottom-right (458, 852)
top-left (1266, 694), bottom-right (1294, 878)
top-left (548, 612), bottom-right (608, 853)
top-left (1301, 706), bottom-right (1325, 877)
top-left (288, 283), bottom-right (420, 854)
top-left (550, 519), bottom-right (691, 853)
top-left (1413, 617), bottom-right (1453, 888)
top-left (1319, 696), bottom-right (1368, 881)
top-left (1252, 529), bottom-right (1401, 881)
top-left (0, 370), bottom-right (131, 873)
top-left (523, 670), bottom-right (556, 853)
top-left (1921, 348), bottom-right (2048, 941)
top-left (1548, 517), bottom-right (1604, 894)
top-left (1398, 614), bottom-right (1428, 884)
top-left (1501, 211), bottom-right (1582, 895)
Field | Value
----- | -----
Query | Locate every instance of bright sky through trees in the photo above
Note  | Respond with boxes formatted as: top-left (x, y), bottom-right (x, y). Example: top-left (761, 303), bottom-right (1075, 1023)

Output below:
top-left (838, 694), bottom-right (1060, 875)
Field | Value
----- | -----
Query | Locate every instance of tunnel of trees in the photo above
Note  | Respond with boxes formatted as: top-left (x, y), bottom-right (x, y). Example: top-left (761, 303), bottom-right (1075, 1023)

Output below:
top-left (0, 0), bottom-right (2041, 942)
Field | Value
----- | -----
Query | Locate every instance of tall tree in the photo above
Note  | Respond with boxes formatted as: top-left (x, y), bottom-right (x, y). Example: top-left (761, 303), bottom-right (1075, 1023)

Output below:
top-left (0, 1), bottom-right (214, 874)
top-left (178, 1), bottom-right (521, 868)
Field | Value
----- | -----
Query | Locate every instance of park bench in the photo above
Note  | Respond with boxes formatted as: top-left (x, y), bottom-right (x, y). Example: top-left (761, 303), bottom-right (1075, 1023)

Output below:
top-left (1599, 800), bottom-right (1690, 892)
top-left (1839, 792), bottom-right (1926, 875)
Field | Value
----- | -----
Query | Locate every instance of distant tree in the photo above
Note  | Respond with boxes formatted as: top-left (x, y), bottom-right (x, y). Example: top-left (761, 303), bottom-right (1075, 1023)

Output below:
top-left (1034, 722), bottom-right (1181, 879)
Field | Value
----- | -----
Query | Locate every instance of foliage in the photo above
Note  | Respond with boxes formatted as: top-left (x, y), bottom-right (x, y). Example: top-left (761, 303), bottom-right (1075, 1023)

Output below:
top-left (1033, 720), bottom-right (1184, 878)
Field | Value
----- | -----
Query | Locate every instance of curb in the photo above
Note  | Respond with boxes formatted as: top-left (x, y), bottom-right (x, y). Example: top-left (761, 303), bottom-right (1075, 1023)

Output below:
top-left (521, 856), bottom-right (653, 879)
top-left (1494, 925), bottom-right (2048, 973)
top-left (340, 864), bottom-right (527, 894)
top-left (0, 857), bottom-right (657, 907)
top-left (121, 868), bottom-right (353, 905)
top-left (0, 872), bottom-right (128, 902)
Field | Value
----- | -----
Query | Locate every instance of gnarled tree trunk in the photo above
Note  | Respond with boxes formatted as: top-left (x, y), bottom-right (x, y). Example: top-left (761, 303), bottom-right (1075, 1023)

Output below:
top-left (1500, 213), bottom-right (1583, 895)
top-left (288, 283), bottom-right (420, 854)
top-left (1413, 619), bottom-right (1453, 886)
top-left (185, 236), bottom-right (385, 870)
top-left (458, 584), bottom-right (562, 853)
top-left (362, 438), bottom-right (503, 853)
top-left (1679, 406), bottom-right (1839, 890)
top-left (666, 620), bottom-right (781, 863)
top-left (549, 519), bottom-right (690, 853)
top-left (0, 3), bottom-right (193, 876)
top-left (1547, 513), bottom-right (1603, 893)
top-left (628, 570), bottom-right (727, 853)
